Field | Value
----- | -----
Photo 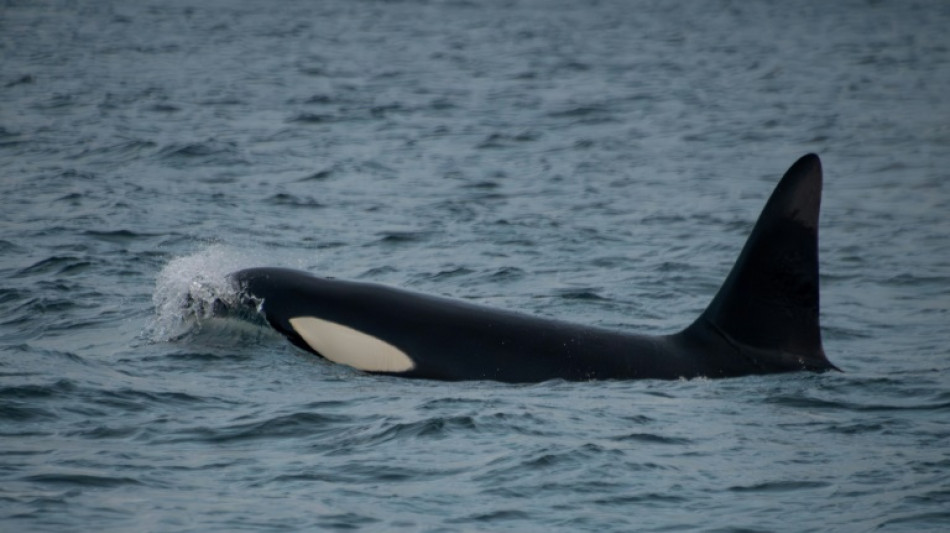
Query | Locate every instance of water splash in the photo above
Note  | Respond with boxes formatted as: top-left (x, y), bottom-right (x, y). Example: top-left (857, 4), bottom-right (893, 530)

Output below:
top-left (148, 245), bottom-right (257, 341)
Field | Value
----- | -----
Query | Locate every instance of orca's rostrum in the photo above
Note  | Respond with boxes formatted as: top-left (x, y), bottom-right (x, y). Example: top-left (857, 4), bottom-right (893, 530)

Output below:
top-left (229, 154), bottom-right (838, 382)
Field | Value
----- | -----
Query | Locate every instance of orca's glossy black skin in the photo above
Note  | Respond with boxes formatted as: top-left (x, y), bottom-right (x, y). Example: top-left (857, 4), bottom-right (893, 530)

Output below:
top-left (229, 154), bottom-right (838, 382)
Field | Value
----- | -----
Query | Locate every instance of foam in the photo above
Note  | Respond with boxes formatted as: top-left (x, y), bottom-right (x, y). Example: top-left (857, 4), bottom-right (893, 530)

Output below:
top-left (148, 245), bottom-right (255, 341)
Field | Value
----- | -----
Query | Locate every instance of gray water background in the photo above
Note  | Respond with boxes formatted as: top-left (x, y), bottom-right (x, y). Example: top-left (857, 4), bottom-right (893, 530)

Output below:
top-left (2, 0), bottom-right (949, 531)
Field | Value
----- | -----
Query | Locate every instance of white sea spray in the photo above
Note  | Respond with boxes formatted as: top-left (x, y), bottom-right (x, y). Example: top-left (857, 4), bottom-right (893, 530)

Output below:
top-left (148, 245), bottom-right (254, 341)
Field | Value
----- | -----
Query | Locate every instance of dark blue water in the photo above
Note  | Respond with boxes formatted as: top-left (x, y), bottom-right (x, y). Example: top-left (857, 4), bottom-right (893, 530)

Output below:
top-left (2, 0), bottom-right (949, 531)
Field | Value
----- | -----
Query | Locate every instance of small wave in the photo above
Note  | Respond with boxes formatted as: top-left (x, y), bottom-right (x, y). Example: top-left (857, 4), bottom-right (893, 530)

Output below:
top-left (485, 266), bottom-right (525, 282)
top-left (62, 425), bottom-right (139, 439)
top-left (422, 266), bottom-right (476, 282)
top-left (533, 444), bottom-right (624, 471)
top-left (31, 93), bottom-right (75, 110)
top-left (168, 411), bottom-right (351, 444)
top-left (302, 94), bottom-right (334, 104)
top-left (476, 131), bottom-right (541, 149)
top-left (83, 229), bottom-right (160, 244)
top-left (296, 168), bottom-right (336, 182)
top-left (728, 480), bottom-right (831, 493)
top-left (264, 193), bottom-right (324, 209)
top-left (310, 513), bottom-right (381, 530)
top-left (369, 416), bottom-right (478, 442)
top-left (553, 288), bottom-right (609, 301)
top-left (0, 379), bottom-right (78, 400)
top-left (0, 404), bottom-right (58, 422)
top-left (4, 74), bottom-right (34, 87)
top-left (68, 139), bottom-right (156, 163)
top-left (475, 410), bottom-right (557, 437)
top-left (147, 103), bottom-right (180, 113)
top-left (824, 422), bottom-right (886, 435)
top-left (375, 230), bottom-right (432, 245)
top-left (447, 509), bottom-right (531, 525)
top-left (318, 415), bottom-right (481, 453)
top-left (545, 104), bottom-right (618, 125)
top-left (267, 461), bottom-right (453, 486)
top-left (15, 256), bottom-right (93, 277)
top-left (766, 391), bottom-right (950, 412)
top-left (152, 350), bottom-right (256, 363)
top-left (287, 112), bottom-right (337, 124)
top-left (23, 473), bottom-right (142, 488)
top-left (877, 511), bottom-right (950, 530)
top-left (0, 288), bottom-right (27, 309)
top-left (157, 140), bottom-right (236, 158)
top-left (0, 239), bottom-right (26, 255)
top-left (884, 273), bottom-right (950, 287)
top-left (610, 432), bottom-right (692, 445)
top-left (153, 140), bottom-right (247, 168)
top-left (94, 388), bottom-right (211, 411)
top-left (591, 492), bottom-right (688, 505)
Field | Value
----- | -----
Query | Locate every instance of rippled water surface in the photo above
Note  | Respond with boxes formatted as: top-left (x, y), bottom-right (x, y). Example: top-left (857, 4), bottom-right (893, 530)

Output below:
top-left (2, 0), bottom-right (949, 531)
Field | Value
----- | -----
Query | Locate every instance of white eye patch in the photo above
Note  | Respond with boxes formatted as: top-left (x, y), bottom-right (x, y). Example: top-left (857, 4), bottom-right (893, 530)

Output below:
top-left (288, 316), bottom-right (415, 373)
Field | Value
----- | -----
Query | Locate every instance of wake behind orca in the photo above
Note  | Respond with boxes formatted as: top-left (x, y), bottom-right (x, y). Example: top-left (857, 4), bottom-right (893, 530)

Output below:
top-left (227, 154), bottom-right (838, 382)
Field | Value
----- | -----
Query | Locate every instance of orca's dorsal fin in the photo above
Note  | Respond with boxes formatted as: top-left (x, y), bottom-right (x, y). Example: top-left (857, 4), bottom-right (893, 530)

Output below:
top-left (693, 154), bottom-right (835, 371)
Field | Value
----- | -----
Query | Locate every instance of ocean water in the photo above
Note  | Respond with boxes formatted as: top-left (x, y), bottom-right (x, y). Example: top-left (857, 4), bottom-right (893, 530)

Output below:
top-left (2, 0), bottom-right (949, 531)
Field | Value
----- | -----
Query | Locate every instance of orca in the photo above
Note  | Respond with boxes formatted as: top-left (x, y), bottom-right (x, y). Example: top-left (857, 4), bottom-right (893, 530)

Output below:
top-left (227, 154), bottom-right (838, 382)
